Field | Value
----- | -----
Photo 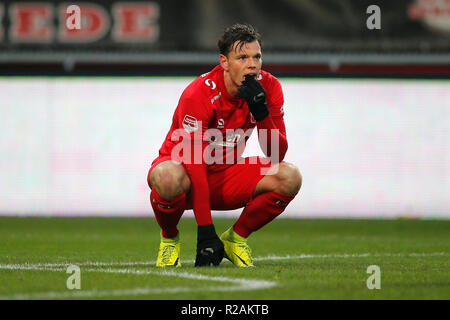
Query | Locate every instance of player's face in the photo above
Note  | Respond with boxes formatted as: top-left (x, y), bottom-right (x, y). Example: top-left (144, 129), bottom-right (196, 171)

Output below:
top-left (221, 40), bottom-right (262, 95)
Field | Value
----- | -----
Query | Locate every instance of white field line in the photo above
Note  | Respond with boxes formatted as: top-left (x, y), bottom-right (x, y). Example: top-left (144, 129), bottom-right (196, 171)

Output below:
top-left (0, 287), bottom-right (193, 300)
top-left (1, 251), bottom-right (447, 270)
top-left (0, 268), bottom-right (277, 300)
top-left (0, 267), bottom-right (277, 300)
top-left (0, 252), bottom-right (447, 300)
top-left (256, 251), bottom-right (449, 261)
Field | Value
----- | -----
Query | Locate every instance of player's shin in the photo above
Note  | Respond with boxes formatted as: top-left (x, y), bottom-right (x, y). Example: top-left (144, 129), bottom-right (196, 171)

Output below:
top-left (150, 189), bottom-right (186, 239)
top-left (233, 191), bottom-right (296, 238)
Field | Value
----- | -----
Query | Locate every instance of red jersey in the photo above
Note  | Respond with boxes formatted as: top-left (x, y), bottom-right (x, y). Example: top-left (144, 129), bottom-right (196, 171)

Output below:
top-left (155, 65), bottom-right (288, 225)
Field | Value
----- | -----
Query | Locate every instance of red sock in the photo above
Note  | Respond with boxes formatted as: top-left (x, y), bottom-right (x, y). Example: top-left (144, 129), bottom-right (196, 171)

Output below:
top-left (150, 189), bottom-right (186, 238)
top-left (233, 191), bottom-right (296, 238)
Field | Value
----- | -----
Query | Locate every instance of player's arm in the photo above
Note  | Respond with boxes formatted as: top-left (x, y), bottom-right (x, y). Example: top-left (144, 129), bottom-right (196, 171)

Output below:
top-left (184, 159), bottom-right (224, 267)
top-left (174, 95), bottom-right (224, 267)
top-left (239, 75), bottom-right (288, 162)
top-left (257, 115), bottom-right (288, 161)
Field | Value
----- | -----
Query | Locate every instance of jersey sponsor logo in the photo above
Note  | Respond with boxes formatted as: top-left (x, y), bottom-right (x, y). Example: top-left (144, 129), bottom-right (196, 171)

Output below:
top-left (170, 126), bottom-right (281, 166)
top-left (210, 91), bottom-right (221, 104)
top-left (204, 78), bottom-right (216, 90)
top-left (182, 114), bottom-right (198, 133)
top-left (210, 131), bottom-right (242, 148)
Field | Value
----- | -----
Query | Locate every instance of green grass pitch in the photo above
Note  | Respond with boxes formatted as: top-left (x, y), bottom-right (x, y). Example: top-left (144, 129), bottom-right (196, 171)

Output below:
top-left (0, 217), bottom-right (448, 300)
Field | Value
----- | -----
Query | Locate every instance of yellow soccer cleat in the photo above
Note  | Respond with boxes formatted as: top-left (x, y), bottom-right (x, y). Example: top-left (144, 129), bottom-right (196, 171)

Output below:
top-left (156, 233), bottom-right (181, 267)
top-left (220, 227), bottom-right (254, 267)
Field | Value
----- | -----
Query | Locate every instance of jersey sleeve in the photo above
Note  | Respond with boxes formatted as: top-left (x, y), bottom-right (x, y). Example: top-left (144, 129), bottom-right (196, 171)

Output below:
top-left (266, 76), bottom-right (285, 118)
top-left (257, 75), bottom-right (288, 161)
top-left (173, 93), bottom-right (213, 226)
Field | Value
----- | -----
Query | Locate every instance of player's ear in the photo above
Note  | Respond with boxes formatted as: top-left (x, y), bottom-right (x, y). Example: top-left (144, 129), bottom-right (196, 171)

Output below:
top-left (220, 54), bottom-right (229, 71)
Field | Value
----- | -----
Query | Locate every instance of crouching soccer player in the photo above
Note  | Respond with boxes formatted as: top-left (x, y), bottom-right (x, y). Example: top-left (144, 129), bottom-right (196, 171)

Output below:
top-left (147, 23), bottom-right (302, 267)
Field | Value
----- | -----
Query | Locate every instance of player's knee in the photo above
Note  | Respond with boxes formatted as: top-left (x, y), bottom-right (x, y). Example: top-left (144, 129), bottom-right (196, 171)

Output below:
top-left (149, 162), bottom-right (190, 200)
top-left (276, 162), bottom-right (302, 195)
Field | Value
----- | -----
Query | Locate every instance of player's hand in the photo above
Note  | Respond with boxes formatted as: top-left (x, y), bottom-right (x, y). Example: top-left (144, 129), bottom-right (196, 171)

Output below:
top-left (238, 74), bottom-right (269, 122)
top-left (195, 224), bottom-right (224, 267)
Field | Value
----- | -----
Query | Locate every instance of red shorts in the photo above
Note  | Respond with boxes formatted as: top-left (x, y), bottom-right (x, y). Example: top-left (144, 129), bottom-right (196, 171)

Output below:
top-left (147, 156), bottom-right (274, 211)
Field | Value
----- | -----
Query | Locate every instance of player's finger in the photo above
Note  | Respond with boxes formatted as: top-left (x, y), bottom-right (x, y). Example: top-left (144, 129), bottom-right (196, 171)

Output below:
top-left (238, 83), bottom-right (249, 92)
top-left (245, 75), bottom-right (258, 85)
top-left (195, 257), bottom-right (208, 267)
top-left (212, 254), bottom-right (223, 266)
top-left (247, 78), bottom-right (263, 92)
top-left (238, 85), bottom-right (251, 98)
top-left (247, 76), bottom-right (264, 89)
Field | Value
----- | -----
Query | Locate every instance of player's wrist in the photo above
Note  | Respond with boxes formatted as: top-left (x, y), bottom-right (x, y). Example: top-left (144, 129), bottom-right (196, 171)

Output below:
top-left (197, 224), bottom-right (218, 241)
top-left (251, 102), bottom-right (269, 121)
top-left (255, 111), bottom-right (272, 124)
